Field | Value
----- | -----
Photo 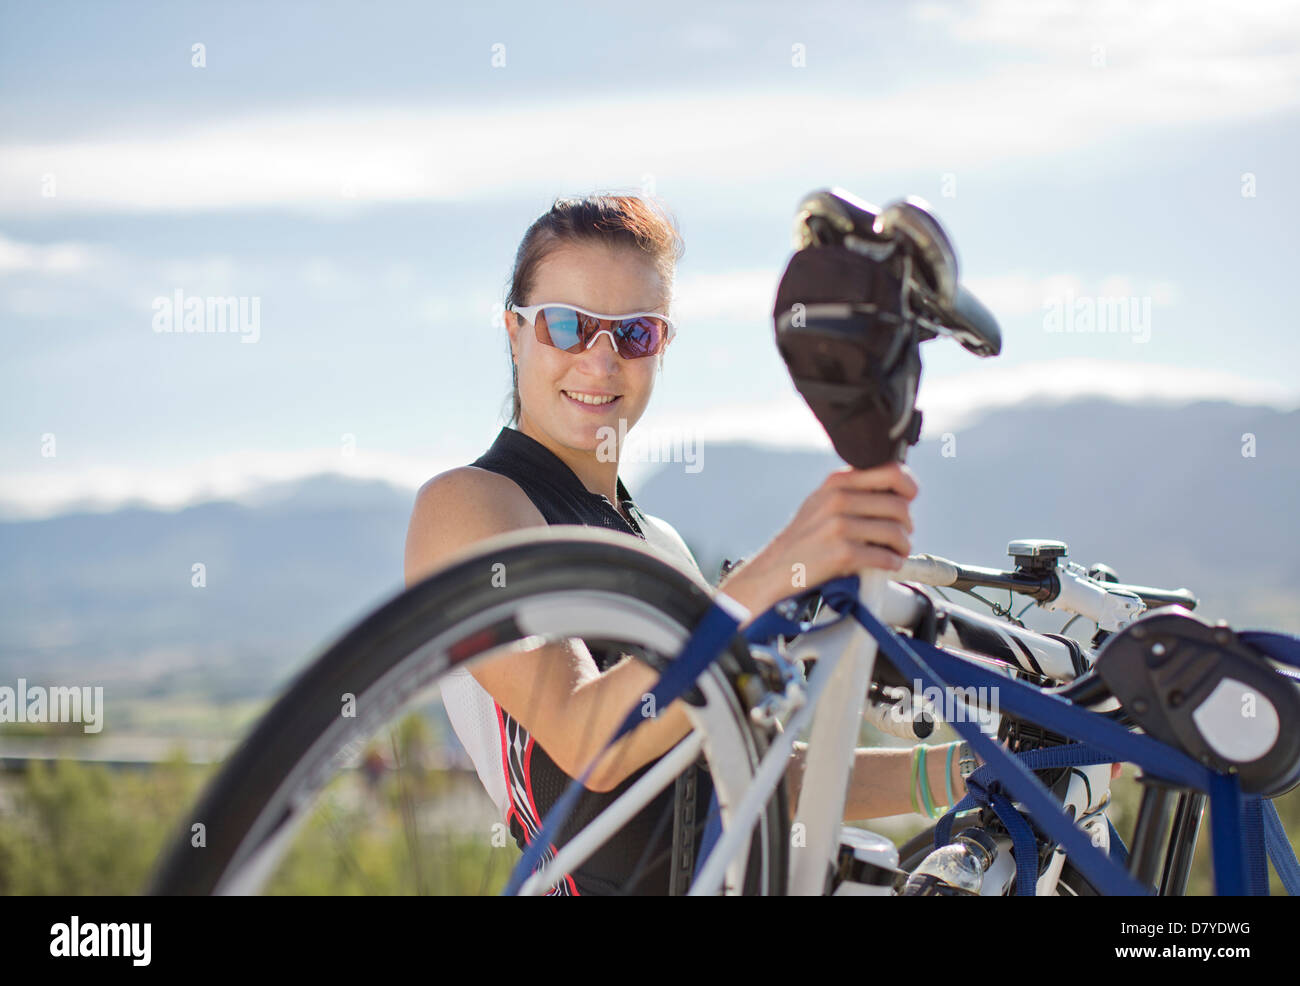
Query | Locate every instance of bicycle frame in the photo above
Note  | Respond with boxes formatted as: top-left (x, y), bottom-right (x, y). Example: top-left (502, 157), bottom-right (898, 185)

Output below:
top-left (512, 566), bottom-right (1099, 895)
top-left (788, 570), bottom-right (888, 894)
top-left (691, 559), bottom-right (1214, 895)
top-left (692, 571), bottom-right (1118, 896)
top-left (516, 548), bottom-right (1262, 896)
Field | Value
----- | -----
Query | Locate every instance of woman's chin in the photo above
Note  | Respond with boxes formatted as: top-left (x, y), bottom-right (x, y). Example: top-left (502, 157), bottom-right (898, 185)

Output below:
top-left (557, 418), bottom-right (635, 455)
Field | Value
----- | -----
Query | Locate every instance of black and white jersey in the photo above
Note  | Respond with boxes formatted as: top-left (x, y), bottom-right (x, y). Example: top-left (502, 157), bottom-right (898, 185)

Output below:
top-left (440, 425), bottom-right (713, 895)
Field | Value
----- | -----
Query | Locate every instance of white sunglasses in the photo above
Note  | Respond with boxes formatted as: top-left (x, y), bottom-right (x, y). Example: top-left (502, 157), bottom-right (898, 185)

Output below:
top-left (509, 302), bottom-right (676, 359)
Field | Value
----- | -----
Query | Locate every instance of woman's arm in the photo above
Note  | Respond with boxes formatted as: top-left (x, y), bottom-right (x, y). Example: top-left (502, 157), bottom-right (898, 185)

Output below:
top-left (785, 740), bottom-right (964, 821)
top-left (784, 741), bottom-right (1122, 823)
top-left (405, 468), bottom-right (695, 792)
top-left (471, 639), bottom-right (696, 793)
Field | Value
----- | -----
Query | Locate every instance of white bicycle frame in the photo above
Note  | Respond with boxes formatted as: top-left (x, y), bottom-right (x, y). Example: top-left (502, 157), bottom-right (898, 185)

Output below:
top-left (520, 556), bottom-right (1148, 896)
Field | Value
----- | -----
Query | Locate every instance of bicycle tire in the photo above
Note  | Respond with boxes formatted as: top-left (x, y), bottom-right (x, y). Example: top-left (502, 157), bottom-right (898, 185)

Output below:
top-left (147, 527), bottom-right (789, 896)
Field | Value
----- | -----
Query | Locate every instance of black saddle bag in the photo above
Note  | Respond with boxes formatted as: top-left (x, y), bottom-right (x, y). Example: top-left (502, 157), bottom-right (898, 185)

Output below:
top-left (773, 243), bottom-right (924, 471)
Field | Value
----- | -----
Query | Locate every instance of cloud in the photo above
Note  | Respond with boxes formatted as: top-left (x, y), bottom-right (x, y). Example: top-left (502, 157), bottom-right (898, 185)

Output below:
top-left (965, 272), bottom-right (1181, 317)
top-left (0, 233), bottom-right (104, 274)
top-left (0, 234), bottom-right (249, 319)
top-left (917, 358), bottom-right (1299, 432)
top-left (672, 268), bottom-right (778, 323)
top-left (681, 23), bottom-right (739, 51)
top-left (3, 1), bottom-right (1296, 218)
top-left (0, 445), bottom-right (448, 521)
top-left (919, 0), bottom-right (1299, 62)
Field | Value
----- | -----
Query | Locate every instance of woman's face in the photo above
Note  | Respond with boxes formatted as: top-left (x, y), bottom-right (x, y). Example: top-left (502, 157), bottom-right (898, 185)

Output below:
top-left (508, 240), bottom-right (670, 454)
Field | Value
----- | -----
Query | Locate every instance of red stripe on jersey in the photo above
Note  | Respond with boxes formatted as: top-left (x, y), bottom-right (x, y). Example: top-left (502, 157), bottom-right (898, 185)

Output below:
top-left (522, 728), bottom-right (579, 895)
top-left (494, 701), bottom-right (519, 831)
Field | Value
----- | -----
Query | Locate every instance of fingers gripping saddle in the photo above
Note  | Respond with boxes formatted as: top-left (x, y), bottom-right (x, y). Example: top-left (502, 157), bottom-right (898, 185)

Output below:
top-left (772, 188), bottom-right (999, 470)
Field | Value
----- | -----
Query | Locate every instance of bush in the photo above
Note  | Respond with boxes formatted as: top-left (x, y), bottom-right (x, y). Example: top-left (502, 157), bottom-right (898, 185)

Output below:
top-left (0, 754), bottom-right (212, 895)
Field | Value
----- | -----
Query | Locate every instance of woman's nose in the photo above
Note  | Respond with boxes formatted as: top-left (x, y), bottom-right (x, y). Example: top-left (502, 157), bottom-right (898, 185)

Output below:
top-left (583, 330), bottom-right (622, 361)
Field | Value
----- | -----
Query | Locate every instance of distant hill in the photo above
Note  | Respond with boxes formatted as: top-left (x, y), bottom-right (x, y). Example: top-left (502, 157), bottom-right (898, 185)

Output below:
top-left (644, 398), bottom-right (1299, 632)
top-left (0, 479), bottom-right (415, 700)
top-left (0, 398), bottom-right (1294, 705)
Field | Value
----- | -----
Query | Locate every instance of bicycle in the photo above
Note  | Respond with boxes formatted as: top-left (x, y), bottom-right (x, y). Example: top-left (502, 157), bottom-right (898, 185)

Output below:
top-left (148, 189), bottom-right (1300, 896)
top-left (755, 539), bottom-right (1300, 896)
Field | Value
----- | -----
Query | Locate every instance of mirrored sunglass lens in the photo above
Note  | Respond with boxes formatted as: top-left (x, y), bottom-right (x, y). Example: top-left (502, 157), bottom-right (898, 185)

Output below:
top-left (537, 307), bottom-right (582, 350)
top-left (617, 317), bottom-right (664, 357)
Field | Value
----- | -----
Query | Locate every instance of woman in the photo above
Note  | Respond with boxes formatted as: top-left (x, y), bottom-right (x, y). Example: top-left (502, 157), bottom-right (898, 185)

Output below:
top-left (404, 193), bottom-right (971, 895)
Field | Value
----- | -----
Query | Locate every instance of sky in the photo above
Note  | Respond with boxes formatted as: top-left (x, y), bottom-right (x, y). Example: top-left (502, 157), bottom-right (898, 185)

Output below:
top-left (2, 0), bottom-right (1298, 518)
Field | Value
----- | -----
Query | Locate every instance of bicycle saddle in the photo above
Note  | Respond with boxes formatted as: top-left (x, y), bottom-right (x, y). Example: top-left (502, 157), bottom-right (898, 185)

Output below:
top-left (789, 189), bottom-right (1001, 358)
top-left (773, 188), bottom-right (1001, 469)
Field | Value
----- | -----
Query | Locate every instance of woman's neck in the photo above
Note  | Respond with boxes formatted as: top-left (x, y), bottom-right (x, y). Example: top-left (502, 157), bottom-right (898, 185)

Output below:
top-left (516, 419), bottom-right (622, 506)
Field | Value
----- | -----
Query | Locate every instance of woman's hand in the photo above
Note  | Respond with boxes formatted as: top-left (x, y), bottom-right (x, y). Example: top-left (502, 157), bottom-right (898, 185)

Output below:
top-left (719, 461), bottom-right (918, 621)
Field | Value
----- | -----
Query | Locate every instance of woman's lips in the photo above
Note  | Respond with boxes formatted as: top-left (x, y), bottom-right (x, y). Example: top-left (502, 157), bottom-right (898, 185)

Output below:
top-left (561, 390), bottom-right (622, 412)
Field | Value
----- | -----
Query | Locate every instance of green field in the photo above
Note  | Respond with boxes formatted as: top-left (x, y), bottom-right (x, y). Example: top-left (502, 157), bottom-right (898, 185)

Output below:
top-left (3, 736), bottom-right (1298, 896)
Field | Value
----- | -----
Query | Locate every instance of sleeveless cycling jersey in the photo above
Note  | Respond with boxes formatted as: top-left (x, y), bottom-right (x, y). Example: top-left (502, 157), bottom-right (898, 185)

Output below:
top-left (438, 424), bottom-right (715, 895)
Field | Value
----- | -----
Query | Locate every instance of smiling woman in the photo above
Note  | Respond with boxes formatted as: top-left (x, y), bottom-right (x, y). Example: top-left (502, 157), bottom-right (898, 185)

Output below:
top-left (500, 194), bottom-right (682, 471)
top-left (405, 194), bottom-right (709, 894)
top-left (402, 192), bottom-right (944, 895)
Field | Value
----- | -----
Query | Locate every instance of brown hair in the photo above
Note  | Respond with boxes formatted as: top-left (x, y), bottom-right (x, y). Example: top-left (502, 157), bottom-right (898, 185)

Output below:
top-left (502, 192), bottom-right (685, 426)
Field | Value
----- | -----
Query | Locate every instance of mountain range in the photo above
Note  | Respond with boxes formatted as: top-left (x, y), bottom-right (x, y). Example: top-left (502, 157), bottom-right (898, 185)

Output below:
top-left (1, 397), bottom-right (1294, 707)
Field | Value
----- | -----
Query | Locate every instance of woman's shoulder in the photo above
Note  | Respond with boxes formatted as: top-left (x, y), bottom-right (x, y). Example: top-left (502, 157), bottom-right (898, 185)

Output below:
top-left (405, 466), bottom-right (549, 586)
top-left (413, 465), bottom-right (543, 527)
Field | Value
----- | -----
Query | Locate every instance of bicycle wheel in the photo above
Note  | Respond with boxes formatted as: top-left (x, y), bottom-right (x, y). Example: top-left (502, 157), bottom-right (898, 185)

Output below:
top-left (897, 816), bottom-right (1101, 896)
top-left (147, 526), bottom-right (789, 896)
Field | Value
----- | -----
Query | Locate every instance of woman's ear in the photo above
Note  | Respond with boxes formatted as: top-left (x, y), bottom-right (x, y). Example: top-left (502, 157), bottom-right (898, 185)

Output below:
top-left (505, 309), bottom-right (518, 359)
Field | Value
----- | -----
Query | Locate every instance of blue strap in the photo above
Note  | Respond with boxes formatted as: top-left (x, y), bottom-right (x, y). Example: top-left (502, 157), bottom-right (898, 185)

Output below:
top-left (990, 785), bottom-right (1039, 895)
top-left (504, 599), bottom-right (742, 895)
top-left (1264, 798), bottom-right (1300, 895)
top-left (1240, 630), bottom-right (1300, 895)
top-left (935, 742), bottom-right (1127, 894)
top-left (1108, 816), bottom-right (1130, 865)
top-left (741, 593), bottom-right (843, 644)
top-left (1240, 630), bottom-right (1300, 669)
top-left (1022, 743), bottom-right (1132, 869)
top-left (1208, 771), bottom-right (1248, 895)
top-left (1244, 796), bottom-right (1268, 894)
top-left (943, 766), bottom-right (1041, 895)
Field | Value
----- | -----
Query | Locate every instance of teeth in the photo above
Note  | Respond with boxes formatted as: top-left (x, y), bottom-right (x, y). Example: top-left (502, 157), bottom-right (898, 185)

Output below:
top-left (564, 390), bottom-right (617, 406)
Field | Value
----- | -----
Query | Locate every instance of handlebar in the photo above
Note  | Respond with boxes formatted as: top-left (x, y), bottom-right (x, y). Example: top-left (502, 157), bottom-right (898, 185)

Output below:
top-left (895, 552), bottom-right (1198, 619)
top-left (779, 546), bottom-right (1200, 719)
